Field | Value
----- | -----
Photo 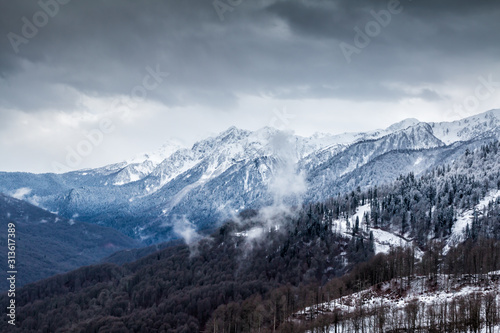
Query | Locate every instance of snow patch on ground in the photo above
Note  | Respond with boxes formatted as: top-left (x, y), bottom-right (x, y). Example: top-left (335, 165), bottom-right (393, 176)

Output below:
top-left (298, 272), bottom-right (500, 333)
top-left (446, 189), bottom-right (500, 253)
top-left (10, 187), bottom-right (32, 200)
top-left (331, 204), bottom-right (420, 256)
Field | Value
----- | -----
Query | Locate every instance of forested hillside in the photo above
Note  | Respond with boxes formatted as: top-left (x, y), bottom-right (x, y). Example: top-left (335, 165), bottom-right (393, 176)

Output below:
top-left (0, 194), bottom-right (137, 290)
top-left (3, 142), bottom-right (500, 332)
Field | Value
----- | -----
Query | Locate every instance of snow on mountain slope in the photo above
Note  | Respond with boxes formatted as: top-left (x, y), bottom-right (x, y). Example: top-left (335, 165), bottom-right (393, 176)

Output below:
top-left (298, 273), bottom-right (500, 332)
top-left (113, 160), bottom-right (157, 186)
top-left (2, 110), bottom-right (500, 243)
top-left (141, 127), bottom-right (266, 195)
top-left (445, 189), bottom-right (500, 252)
top-left (231, 203), bottom-right (420, 264)
top-left (305, 122), bottom-right (447, 202)
top-left (139, 126), bottom-right (344, 198)
top-left (385, 117), bottom-right (421, 132)
top-left (126, 140), bottom-right (185, 165)
top-left (299, 119), bottom-right (424, 171)
top-left (113, 140), bottom-right (185, 185)
top-left (431, 109), bottom-right (500, 145)
top-left (330, 204), bottom-right (419, 256)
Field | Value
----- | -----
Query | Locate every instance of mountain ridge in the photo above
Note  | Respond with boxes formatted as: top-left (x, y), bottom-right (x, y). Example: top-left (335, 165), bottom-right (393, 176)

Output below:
top-left (1, 109), bottom-right (500, 243)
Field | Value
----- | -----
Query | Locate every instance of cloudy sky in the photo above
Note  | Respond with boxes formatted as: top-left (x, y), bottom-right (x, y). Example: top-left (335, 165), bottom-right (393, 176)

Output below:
top-left (1, 0), bottom-right (499, 173)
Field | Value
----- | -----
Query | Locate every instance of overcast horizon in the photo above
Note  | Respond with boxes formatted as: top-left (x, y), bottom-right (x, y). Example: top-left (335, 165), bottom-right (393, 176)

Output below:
top-left (1, 0), bottom-right (500, 173)
top-left (1, 108), bottom-right (499, 174)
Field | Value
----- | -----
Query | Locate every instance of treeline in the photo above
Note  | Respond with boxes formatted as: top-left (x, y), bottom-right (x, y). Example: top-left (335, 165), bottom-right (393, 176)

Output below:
top-left (294, 239), bottom-right (500, 333)
top-left (209, 239), bottom-right (500, 333)
top-left (300, 290), bottom-right (500, 333)
top-left (0, 204), bottom-right (374, 332)
top-left (314, 141), bottom-right (500, 247)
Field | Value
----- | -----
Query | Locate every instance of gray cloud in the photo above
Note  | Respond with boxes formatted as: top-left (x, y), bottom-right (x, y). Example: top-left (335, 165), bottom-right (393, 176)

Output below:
top-left (0, 0), bottom-right (497, 111)
top-left (0, 0), bottom-right (499, 172)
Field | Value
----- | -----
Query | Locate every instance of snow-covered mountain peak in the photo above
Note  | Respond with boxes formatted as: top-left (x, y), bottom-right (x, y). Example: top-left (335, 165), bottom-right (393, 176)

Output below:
top-left (386, 118), bottom-right (421, 132)
top-left (111, 140), bottom-right (186, 185)
top-left (118, 109), bottom-right (500, 188)
top-left (403, 121), bottom-right (434, 134)
top-left (484, 108), bottom-right (500, 116)
top-left (457, 109), bottom-right (500, 125)
top-left (213, 126), bottom-right (252, 143)
top-left (126, 140), bottom-right (185, 165)
top-left (383, 122), bottom-right (444, 149)
top-left (431, 109), bottom-right (500, 144)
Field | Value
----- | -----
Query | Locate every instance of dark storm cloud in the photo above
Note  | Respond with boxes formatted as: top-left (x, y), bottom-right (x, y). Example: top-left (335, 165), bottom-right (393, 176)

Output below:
top-left (0, 0), bottom-right (499, 112)
top-left (266, 0), bottom-right (500, 58)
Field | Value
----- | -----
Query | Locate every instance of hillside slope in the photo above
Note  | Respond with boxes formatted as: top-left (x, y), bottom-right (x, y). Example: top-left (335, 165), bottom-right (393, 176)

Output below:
top-left (0, 194), bottom-right (138, 289)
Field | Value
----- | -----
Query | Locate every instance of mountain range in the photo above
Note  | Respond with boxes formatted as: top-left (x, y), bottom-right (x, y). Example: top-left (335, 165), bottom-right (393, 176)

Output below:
top-left (4, 137), bottom-right (500, 332)
top-left (2, 109), bottom-right (500, 243)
